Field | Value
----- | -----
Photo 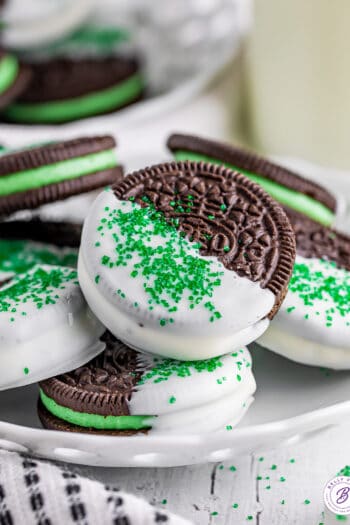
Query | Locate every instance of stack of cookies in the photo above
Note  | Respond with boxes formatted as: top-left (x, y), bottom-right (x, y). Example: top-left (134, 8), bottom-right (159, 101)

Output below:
top-left (0, 23), bottom-right (144, 124)
top-left (0, 130), bottom-right (347, 437)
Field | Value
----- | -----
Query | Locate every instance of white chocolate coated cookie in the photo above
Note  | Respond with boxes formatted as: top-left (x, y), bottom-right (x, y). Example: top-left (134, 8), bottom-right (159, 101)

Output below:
top-left (0, 264), bottom-right (105, 389)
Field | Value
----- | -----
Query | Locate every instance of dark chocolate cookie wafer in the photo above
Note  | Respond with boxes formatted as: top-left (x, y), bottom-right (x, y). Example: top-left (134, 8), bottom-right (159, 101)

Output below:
top-left (0, 135), bottom-right (122, 217)
top-left (79, 160), bottom-right (296, 360)
top-left (167, 133), bottom-right (336, 226)
top-left (2, 56), bottom-right (144, 123)
top-left (38, 331), bottom-right (257, 434)
top-left (259, 207), bottom-right (350, 369)
top-left (284, 207), bottom-right (350, 270)
top-left (0, 51), bottom-right (31, 110)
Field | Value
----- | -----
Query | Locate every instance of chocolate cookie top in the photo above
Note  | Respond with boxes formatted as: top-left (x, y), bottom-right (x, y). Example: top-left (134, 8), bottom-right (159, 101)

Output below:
top-left (167, 133), bottom-right (337, 226)
top-left (16, 57), bottom-right (139, 103)
top-left (40, 332), bottom-right (141, 416)
top-left (285, 207), bottom-right (350, 271)
top-left (113, 161), bottom-right (295, 316)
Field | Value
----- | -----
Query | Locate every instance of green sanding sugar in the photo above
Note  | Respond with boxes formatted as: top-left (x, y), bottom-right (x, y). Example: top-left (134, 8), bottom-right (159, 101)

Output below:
top-left (338, 466), bottom-right (350, 476)
top-left (288, 258), bottom-right (350, 327)
top-left (0, 239), bottom-right (77, 275)
top-left (0, 265), bottom-right (78, 321)
top-left (138, 355), bottom-right (223, 384)
top-left (96, 199), bottom-right (224, 325)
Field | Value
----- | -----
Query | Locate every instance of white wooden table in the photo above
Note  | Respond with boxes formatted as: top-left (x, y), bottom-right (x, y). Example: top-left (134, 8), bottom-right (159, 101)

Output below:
top-left (69, 423), bottom-right (350, 524)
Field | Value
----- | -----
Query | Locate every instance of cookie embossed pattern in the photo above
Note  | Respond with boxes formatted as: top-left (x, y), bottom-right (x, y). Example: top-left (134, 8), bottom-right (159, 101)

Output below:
top-left (79, 161), bottom-right (295, 360)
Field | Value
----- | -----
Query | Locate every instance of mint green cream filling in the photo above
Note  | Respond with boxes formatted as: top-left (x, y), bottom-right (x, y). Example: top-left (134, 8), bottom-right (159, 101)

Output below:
top-left (3, 73), bottom-right (143, 123)
top-left (174, 150), bottom-right (334, 226)
top-left (0, 54), bottom-right (19, 94)
top-left (0, 149), bottom-right (117, 197)
top-left (40, 389), bottom-right (153, 430)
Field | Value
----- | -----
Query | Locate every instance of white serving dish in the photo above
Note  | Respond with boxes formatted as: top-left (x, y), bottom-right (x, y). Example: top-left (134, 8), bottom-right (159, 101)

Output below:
top-left (0, 345), bottom-right (349, 467)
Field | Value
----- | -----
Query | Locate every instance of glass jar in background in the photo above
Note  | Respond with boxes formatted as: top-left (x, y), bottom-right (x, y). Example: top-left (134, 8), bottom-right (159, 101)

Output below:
top-left (243, 0), bottom-right (350, 171)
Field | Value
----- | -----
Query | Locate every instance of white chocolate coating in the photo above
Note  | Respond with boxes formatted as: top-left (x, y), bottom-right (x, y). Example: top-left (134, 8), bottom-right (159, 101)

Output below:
top-left (259, 255), bottom-right (350, 369)
top-left (79, 191), bottom-right (275, 360)
top-left (0, 264), bottom-right (105, 389)
top-left (131, 346), bottom-right (256, 434)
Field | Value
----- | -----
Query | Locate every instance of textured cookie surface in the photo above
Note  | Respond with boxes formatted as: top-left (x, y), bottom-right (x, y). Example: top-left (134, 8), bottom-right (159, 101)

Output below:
top-left (0, 135), bottom-right (122, 216)
top-left (113, 161), bottom-right (295, 314)
top-left (285, 207), bottom-right (350, 270)
top-left (79, 161), bottom-right (295, 360)
top-left (39, 332), bottom-right (256, 434)
top-left (168, 133), bottom-right (336, 225)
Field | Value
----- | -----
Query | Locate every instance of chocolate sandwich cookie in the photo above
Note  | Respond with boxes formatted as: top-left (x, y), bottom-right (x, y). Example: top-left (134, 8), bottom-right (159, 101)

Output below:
top-left (38, 332), bottom-right (256, 434)
top-left (258, 208), bottom-right (350, 369)
top-left (2, 56), bottom-right (143, 123)
top-left (0, 264), bottom-right (105, 390)
top-left (0, 219), bottom-right (81, 282)
top-left (0, 135), bottom-right (122, 217)
top-left (167, 133), bottom-right (336, 227)
top-left (0, 51), bottom-right (31, 110)
top-left (79, 160), bottom-right (296, 360)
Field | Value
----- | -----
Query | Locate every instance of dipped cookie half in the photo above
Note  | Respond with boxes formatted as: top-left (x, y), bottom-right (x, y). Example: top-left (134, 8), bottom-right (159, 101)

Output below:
top-left (79, 161), bottom-right (295, 360)
top-left (167, 133), bottom-right (337, 226)
top-left (38, 332), bottom-right (256, 434)
top-left (259, 209), bottom-right (350, 369)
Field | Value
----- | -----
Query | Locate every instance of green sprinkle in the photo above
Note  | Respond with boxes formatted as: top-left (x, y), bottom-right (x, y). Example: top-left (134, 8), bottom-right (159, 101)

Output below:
top-left (247, 516), bottom-right (253, 521)
top-left (0, 266), bottom-right (78, 323)
top-left (229, 466), bottom-right (237, 472)
top-left (281, 500), bottom-right (285, 505)
top-left (271, 464), bottom-right (277, 470)
top-left (96, 200), bottom-right (223, 325)
top-left (226, 425), bottom-right (233, 431)
top-left (211, 511), bottom-right (218, 516)
top-left (256, 476), bottom-right (262, 481)
top-left (161, 499), bottom-right (167, 505)
top-left (265, 485), bottom-right (271, 490)
top-left (286, 306), bottom-right (296, 313)
top-left (169, 396), bottom-right (176, 404)
top-left (304, 499), bottom-right (310, 505)
top-left (223, 246), bottom-right (230, 252)
top-left (23, 367), bottom-right (29, 375)
top-left (232, 503), bottom-right (239, 509)
top-left (289, 258), bottom-right (350, 328)
top-left (0, 239), bottom-right (77, 276)
top-left (259, 457), bottom-right (264, 462)
top-left (207, 215), bottom-right (215, 220)
top-left (220, 204), bottom-right (227, 211)
top-left (289, 458), bottom-right (295, 464)
top-left (95, 275), bottom-right (100, 284)
top-left (280, 477), bottom-right (286, 482)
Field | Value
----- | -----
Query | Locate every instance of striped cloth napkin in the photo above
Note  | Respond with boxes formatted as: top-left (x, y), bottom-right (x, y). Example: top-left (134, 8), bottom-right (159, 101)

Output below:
top-left (0, 449), bottom-right (192, 525)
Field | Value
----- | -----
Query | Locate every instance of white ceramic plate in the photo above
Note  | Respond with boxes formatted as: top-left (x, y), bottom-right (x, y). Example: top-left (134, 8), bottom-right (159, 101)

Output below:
top-left (0, 345), bottom-right (349, 468)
